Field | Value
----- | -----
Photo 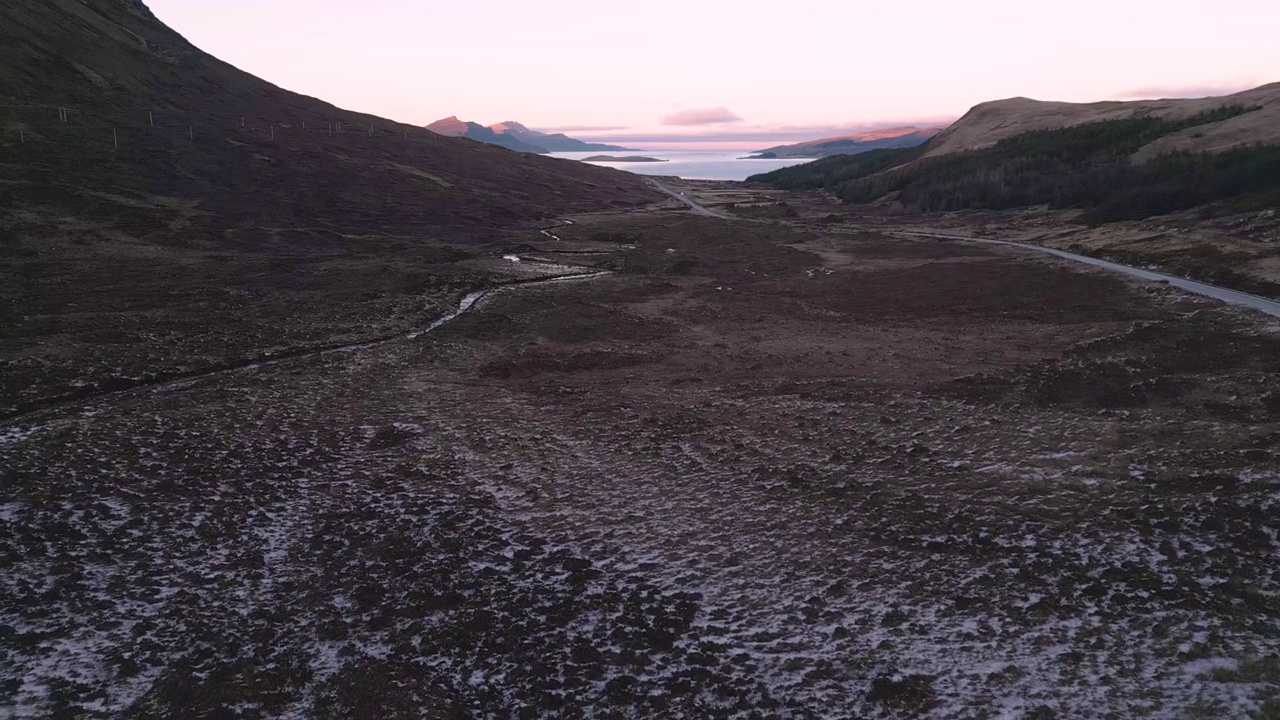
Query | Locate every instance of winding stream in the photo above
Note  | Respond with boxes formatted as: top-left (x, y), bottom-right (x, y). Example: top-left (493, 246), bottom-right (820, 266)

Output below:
top-left (1, 236), bottom-right (611, 424)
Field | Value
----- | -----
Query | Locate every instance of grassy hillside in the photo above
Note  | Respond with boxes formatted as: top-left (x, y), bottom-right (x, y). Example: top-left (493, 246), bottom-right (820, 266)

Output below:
top-left (925, 82), bottom-right (1280, 158)
top-left (750, 106), bottom-right (1280, 224)
top-left (0, 0), bottom-right (659, 415)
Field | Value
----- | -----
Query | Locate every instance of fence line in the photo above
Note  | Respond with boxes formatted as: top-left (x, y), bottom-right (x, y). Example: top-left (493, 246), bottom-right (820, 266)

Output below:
top-left (0, 101), bottom-right (396, 116)
top-left (2, 123), bottom-right (450, 146)
top-left (0, 101), bottom-right (563, 159)
top-left (1, 120), bottom-right (465, 151)
top-left (6, 119), bottom-right (427, 133)
top-left (0, 99), bottom-right (459, 149)
top-left (0, 100), bottom-right (432, 132)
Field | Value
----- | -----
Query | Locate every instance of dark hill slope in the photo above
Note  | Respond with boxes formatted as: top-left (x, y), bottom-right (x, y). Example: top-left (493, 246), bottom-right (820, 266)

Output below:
top-left (749, 127), bottom-right (944, 158)
top-left (0, 0), bottom-right (653, 222)
top-left (750, 102), bottom-right (1280, 226)
top-left (0, 0), bottom-right (659, 414)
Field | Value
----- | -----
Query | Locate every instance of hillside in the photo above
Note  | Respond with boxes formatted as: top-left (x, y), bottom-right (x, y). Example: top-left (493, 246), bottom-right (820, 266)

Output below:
top-left (747, 126), bottom-right (944, 158)
top-left (0, 0), bottom-right (659, 415)
top-left (751, 86), bottom-right (1280, 228)
top-left (926, 82), bottom-right (1280, 158)
top-left (426, 117), bottom-right (630, 153)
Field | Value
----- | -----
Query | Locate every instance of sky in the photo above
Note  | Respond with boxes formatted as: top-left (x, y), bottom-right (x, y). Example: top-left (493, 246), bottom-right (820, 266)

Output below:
top-left (147, 0), bottom-right (1279, 148)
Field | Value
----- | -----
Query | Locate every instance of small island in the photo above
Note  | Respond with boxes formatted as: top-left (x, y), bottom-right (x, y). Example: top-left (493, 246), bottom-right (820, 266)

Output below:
top-left (583, 155), bottom-right (668, 163)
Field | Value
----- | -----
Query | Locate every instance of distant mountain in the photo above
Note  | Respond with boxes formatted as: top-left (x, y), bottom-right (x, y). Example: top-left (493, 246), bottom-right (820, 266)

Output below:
top-left (426, 118), bottom-right (631, 153)
top-left (425, 116), bottom-right (548, 153)
top-left (489, 121), bottom-right (631, 152)
top-left (747, 126), bottom-right (945, 158)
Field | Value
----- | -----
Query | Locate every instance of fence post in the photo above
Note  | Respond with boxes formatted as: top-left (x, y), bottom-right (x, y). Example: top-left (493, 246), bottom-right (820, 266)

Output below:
top-left (149, 111), bottom-right (154, 127)
top-left (19, 128), bottom-right (24, 144)
top-left (328, 123), bottom-right (332, 136)
top-left (113, 127), bottom-right (118, 148)
top-left (302, 120), bottom-right (306, 130)
top-left (270, 124), bottom-right (274, 140)
top-left (189, 125), bottom-right (193, 140)
top-left (241, 116), bottom-right (245, 128)
top-left (367, 124), bottom-right (372, 137)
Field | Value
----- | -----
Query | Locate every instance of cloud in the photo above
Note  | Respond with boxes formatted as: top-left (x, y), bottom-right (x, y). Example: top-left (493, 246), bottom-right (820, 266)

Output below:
top-left (1110, 79), bottom-right (1262, 100)
top-left (659, 107), bottom-right (743, 126)
top-left (590, 118), bottom-right (955, 145)
top-left (535, 124), bottom-right (630, 133)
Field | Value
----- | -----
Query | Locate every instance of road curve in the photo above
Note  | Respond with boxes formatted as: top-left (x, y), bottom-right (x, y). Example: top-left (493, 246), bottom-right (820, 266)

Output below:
top-left (649, 181), bottom-right (1280, 319)
top-left (650, 178), bottom-right (726, 218)
top-left (648, 178), bottom-right (1280, 319)
top-left (891, 230), bottom-right (1280, 319)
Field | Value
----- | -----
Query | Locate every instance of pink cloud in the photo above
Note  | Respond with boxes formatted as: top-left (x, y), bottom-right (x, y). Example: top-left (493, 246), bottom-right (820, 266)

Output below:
top-left (659, 107), bottom-right (743, 126)
top-left (583, 118), bottom-right (956, 144)
top-left (1110, 79), bottom-right (1263, 100)
top-left (536, 124), bottom-right (630, 132)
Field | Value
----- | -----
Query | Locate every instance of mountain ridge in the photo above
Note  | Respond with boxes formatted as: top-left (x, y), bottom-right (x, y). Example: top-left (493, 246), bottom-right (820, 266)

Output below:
top-left (747, 126), bottom-right (945, 158)
top-left (427, 116), bottom-right (631, 153)
top-left (424, 116), bottom-right (550, 153)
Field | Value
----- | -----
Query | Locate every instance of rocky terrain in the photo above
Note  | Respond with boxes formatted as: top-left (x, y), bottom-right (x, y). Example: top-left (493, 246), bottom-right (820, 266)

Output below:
top-left (4, 204), bottom-right (1280, 717)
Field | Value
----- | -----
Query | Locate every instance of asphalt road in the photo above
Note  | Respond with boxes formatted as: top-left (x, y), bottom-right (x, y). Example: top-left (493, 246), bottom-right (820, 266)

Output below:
top-left (891, 231), bottom-right (1280, 319)
top-left (647, 180), bottom-right (1280, 320)
top-left (649, 178), bottom-right (726, 218)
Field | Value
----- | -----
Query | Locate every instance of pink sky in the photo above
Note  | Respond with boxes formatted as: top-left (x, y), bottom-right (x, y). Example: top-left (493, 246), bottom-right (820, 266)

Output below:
top-left (148, 0), bottom-right (1278, 147)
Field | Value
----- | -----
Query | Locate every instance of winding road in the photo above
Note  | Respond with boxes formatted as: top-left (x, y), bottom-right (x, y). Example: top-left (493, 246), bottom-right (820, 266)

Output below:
top-left (890, 231), bottom-right (1280, 319)
top-left (651, 177), bottom-right (1280, 320)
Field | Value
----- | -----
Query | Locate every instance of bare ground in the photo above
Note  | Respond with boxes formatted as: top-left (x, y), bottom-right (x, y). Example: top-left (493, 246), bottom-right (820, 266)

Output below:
top-left (674, 180), bottom-right (1280, 301)
top-left (3, 209), bottom-right (1279, 718)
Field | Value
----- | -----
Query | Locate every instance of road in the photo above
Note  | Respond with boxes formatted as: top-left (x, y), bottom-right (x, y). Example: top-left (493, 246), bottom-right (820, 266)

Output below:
top-left (890, 231), bottom-right (1280, 319)
top-left (647, 181), bottom-right (1280, 319)
top-left (649, 178), bottom-right (726, 218)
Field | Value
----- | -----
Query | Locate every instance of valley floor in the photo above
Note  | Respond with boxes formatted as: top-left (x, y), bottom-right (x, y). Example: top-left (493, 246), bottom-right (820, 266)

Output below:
top-left (3, 204), bottom-right (1280, 718)
top-left (680, 180), bottom-right (1280, 302)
